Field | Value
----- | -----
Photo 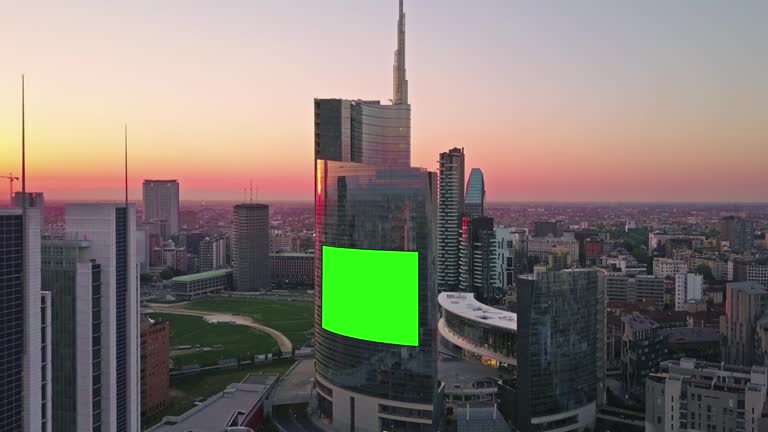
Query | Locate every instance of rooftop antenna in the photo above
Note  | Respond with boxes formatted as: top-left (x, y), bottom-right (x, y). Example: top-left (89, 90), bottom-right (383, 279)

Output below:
top-left (21, 74), bottom-right (26, 208)
top-left (250, 179), bottom-right (253, 203)
top-left (124, 123), bottom-right (128, 207)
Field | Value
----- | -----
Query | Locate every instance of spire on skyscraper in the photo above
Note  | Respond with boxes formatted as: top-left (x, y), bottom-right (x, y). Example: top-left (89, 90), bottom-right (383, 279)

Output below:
top-left (393, 0), bottom-right (408, 105)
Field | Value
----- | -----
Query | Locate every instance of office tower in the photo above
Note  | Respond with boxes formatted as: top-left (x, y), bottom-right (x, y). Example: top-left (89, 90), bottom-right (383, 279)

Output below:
top-left (646, 359), bottom-right (768, 432)
top-left (512, 269), bottom-right (605, 432)
top-left (140, 316), bottom-right (170, 416)
top-left (437, 147), bottom-right (465, 292)
top-left (65, 203), bottom-right (140, 432)
top-left (464, 168), bottom-right (485, 218)
top-left (42, 238), bottom-right (103, 432)
top-left (720, 215), bottom-right (756, 253)
top-left (0, 207), bottom-right (43, 432)
top-left (199, 237), bottom-right (215, 272)
top-left (494, 227), bottom-right (528, 291)
top-left (232, 204), bottom-right (270, 291)
top-left (13, 191), bottom-right (44, 224)
top-left (674, 273), bottom-right (703, 311)
top-left (41, 291), bottom-right (52, 432)
top-left (605, 273), bottom-right (665, 303)
top-left (142, 180), bottom-right (180, 238)
top-left (621, 313), bottom-right (667, 396)
top-left (720, 281), bottom-right (768, 367)
top-left (458, 216), bottom-right (499, 304)
top-left (533, 221), bottom-right (560, 238)
top-left (314, 2), bottom-right (440, 430)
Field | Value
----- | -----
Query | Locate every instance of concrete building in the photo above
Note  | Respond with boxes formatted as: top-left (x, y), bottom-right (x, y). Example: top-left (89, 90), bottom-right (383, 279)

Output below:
top-left (648, 233), bottom-right (705, 255)
top-left (459, 216), bottom-right (500, 304)
top-left (170, 269), bottom-right (233, 300)
top-left (652, 258), bottom-right (688, 278)
top-left (507, 269), bottom-right (606, 432)
top-left (270, 253), bottom-right (314, 287)
top-left (13, 191), bottom-right (44, 224)
top-left (720, 215), bottom-right (756, 253)
top-left (675, 273), bottom-right (704, 311)
top-left (464, 168), bottom-right (485, 218)
top-left (0, 207), bottom-right (44, 432)
top-left (494, 227), bottom-right (528, 292)
top-left (140, 316), bottom-right (170, 417)
top-left (720, 282), bottom-right (768, 367)
top-left (606, 273), bottom-right (666, 303)
top-left (749, 261), bottom-right (768, 288)
top-left (40, 291), bottom-right (52, 432)
top-left (621, 313), bottom-right (667, 395)
top-left (438, 292), bottom-right (517, 368)
top-left (527, 236), bottom-right (579, 264)
top-left (533, 221), bottom-right (561, 238)
top-left (646, 359), bottom-right (768, 432)
top-left (65, 203), bottom-right (140, 432)
top-left (142, 180), bottom-right (180, 238)
top-left (438, 147), bottom-right (465, 292)
top-left (232, 203), bottom-right (270, 291)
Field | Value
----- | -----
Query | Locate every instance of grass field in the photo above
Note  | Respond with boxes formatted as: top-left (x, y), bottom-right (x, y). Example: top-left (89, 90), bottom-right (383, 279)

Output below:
top-left (147, 313), bottom-right (278, 367)
top-left (184, 298), bottom-right (314, 347)
top-left (141, 358), bottom-right (295, 431)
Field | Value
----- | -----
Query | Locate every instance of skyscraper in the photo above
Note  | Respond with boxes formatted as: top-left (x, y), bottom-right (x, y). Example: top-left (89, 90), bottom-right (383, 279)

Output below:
top-left (437, 147), bottom-right (465, 292)
top-left (42, 238), bottom-right (104, 432)
top-left (720, 281), bottom-right (768, 367)
top-left (232, 204), bottom-right (270, 291)
top-left (142, 180), bottom-right (180, 238)
top-left (313, 2), bottom-right (440, 430)
top-left (510, 269), bottom-right (605, 432)
top-left (720, 215), bottom-right (755, 253)
top-left (464, 168), bottom-right (485, 218)
top-left (64, 203), bottom-right (140, 432)
top-left (458, 216), bottom-right (500, 304)
top-left (0, 207), bottom-right (43, 432)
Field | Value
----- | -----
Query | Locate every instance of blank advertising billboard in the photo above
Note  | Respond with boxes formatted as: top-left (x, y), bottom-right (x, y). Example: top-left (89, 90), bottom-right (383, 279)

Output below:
top-left (321, 245), bottom-right (419, 346)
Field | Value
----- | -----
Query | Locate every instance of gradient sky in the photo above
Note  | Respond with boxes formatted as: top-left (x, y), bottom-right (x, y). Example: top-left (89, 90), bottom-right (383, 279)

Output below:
top-left (1, 0), bottom-right (767, 203)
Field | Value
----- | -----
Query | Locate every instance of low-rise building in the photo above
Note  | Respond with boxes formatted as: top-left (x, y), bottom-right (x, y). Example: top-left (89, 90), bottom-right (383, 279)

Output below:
top-left (622, 313), bottom-right (667, 396)
top-left (646, 359), bottom-right (768, 432)
top-left (270, 253), bottom-right (314, 287)
top-left (653, 258), bottom-right (688, 278)
top-left (170, 269), bottom-right (233, 300)
top-left (606, 273), bottom-right (665, 303)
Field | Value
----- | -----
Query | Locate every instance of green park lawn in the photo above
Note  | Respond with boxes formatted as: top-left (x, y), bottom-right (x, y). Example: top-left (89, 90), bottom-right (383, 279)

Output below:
top-left (141, 358), bottom-right (295, 431)
top-left (183, 297), bottom-right (314, 347)
top-left (146, 313), bottom-right (278, 368)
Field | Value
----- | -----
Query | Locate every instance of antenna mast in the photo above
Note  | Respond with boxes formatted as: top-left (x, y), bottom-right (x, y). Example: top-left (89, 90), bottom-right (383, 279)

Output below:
top-left (124, 124), bottom-right (128, 207)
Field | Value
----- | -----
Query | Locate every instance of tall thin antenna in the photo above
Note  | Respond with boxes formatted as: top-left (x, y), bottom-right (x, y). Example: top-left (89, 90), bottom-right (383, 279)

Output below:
top-left (124, 123), bottom-right (128, 207)
top-left (21, 74), bottom-right (26, 204)
top-left (250, 179), bottom-right (253, 203)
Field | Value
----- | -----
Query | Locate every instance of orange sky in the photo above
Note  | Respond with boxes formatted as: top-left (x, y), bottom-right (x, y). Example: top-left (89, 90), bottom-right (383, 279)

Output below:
top-left (1, 1), bottom-right (767, 203)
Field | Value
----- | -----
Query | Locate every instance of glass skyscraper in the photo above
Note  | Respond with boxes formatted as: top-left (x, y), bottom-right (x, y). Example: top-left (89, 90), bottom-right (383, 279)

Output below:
top-left (313, 2), bottom-right (440, 431)
top-left (464, 168), bottom-right (485, 218)
top-left (508, 269), bottom-right (605, 432)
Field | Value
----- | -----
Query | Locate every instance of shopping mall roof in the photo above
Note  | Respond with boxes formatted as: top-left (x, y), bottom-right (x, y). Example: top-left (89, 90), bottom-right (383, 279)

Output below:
top-left (438, 292), bottom-right (517, 331)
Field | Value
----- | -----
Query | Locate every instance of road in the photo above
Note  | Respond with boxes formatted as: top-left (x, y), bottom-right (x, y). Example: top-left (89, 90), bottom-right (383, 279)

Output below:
top-left (144, 303), bottom-right (293, 353)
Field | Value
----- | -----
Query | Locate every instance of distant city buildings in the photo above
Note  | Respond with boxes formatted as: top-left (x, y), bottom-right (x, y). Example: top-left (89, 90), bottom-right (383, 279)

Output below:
top-left (674, 273), bottom-right (704, 311)
top-left (720, 281), bottom-right (768, 367)
top-left (621, 313), bottom-right (667, 396)
top-left (494, 227), bottom-right (528, 292)
top-left (142, 180), bottom-right (180, 239)
top-left (533, 221), bottom-right (561, 238)
top-left (720, 215), bottom-right (756, 253)
top-left (438, 147), bottom-right (465, 292)
top-left (527, 236), bottom-right (579, 264)
top-left (232, 203), bottom-right (270, 291)
top-left (652, 258), bottom-right (688, 278)
top-left (270, 253), bottom-right (314, 287)
top-left (459, 216), bottom-right (500, 304)
top-left (606, 273), bottom-right (665, 304)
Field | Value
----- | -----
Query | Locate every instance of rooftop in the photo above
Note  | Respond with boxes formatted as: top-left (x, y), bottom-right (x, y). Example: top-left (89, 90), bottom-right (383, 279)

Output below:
top-left (147, 374), bottom-right (278, 432)
top-left (728, 281), bottom-right (768, 295)
top-left (438, 292), bottom-right (517, 331)
top-left (270, 253), bottom-right (314, 258)
top-left (622, 313), bottom-right (659, 332)
top-left (660, 327), bottom-right (719, 344)
top-left (171, 269), bottom-right (233, 283)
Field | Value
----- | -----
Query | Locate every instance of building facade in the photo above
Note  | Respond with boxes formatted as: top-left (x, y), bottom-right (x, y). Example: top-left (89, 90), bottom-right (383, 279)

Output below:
top-left (140, 316), bottom-right (170, 416)
top-left (0, 207), bottom-right (43, 432)
top-left (674, 273), bottom-right (704, 311)
top-left (270, 253), bottom-right (314, 287)
top-left (606, 273), bottom-right (666, 303)
top-left (652, 258), bottom-right (688, 278)
top-left (621, 313), bottom-right (667, 396)
top-left (720, 282), bottom-right (768, 367)
top-left (170, 269), bottom-right (233, 300)
top-left (494, 227), bottom-right (528, 292)
top-left (458, 216), bottom-right (500, 304)
top-left (720, 216), bottom-right (756, 253)
top-left (437, 147), bottom-right (465, 292)
top-left (510, 269), bottom-right (605, 432)
top-left (65, 203), bottom-right (140, 432)
top-left (646, 359), bottom-right (768, 432)
top-left (232, 204), bottom-right (270, 291)
top-left (142, 180), bottom-right (180, 238)
top-left (527, 236), bottom-right (579, 264)
top-left (464, 168), bottom-right (485, 218)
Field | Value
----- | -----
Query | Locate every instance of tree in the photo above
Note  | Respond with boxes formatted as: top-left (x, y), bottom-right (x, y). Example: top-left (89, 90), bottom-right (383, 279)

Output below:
top-left (159, 267), bottom-right (176, 280)
top-left (695, 264), bottom-right (715, 282)
top-left (140, 273), bottom-right (155, 284)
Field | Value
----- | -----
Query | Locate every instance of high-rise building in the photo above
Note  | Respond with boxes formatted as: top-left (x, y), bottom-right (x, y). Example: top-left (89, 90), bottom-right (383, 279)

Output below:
top-left (464, 168), bottom-right (485, 218)
top-left (232, 204), bottom-right (270, 291)
top-left (0, 207), bottom-right (43, 432)
top-left (142, 180), bottom-right (180, 238)
top-left (510, 269), bottom-right (605, 432)
top-left (42, 238), bottom-right (104, 432)
top-left (621, 313), bottom-right (667, 396)
top-left (313, 2), bottom-right (440, 431)
top-left (720, 215), bottom-right (755, 253)
top-left (140, 316), bottom-right (170, 417)
top-left (458, 216), bottom-right (499, 304)
top-left (674, 273), bottom-right (704, 311)
top-left (437, 147), bottom-right (465, 292)
top-left (65, 203), bottom-right (140, 432)
top-left (646, 359), bottom-right (768, 432)
top-left (494, 227), bottom-right (528, 292)
top-left (720, 281), bottom-right (768, 367)
top-left (41, 291), bottom-right (52, 432)
top-left (13, 191), bottom-right (44, 224)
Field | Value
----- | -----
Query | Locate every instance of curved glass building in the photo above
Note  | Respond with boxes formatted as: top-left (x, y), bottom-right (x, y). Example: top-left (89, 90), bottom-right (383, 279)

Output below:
top-left (464, 168), bottom-right (485, 218)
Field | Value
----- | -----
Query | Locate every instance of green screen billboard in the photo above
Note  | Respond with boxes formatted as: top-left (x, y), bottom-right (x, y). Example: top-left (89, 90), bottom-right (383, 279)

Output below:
top-left (321, 245), bottom-right (419, 346)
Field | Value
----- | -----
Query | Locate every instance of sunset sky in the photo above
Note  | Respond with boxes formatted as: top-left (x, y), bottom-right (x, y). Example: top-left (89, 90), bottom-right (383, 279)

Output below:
top-left (1, 0), bottom-right (766, 203)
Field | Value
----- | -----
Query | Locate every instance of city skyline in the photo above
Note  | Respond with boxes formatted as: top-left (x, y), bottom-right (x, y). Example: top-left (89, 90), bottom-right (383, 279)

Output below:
top-left (2, 0), bottom-right (767, 202)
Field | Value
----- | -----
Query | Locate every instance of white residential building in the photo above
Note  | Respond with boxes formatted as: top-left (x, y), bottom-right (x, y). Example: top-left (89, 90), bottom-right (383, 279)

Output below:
top-left (674, 273), bottom-right (704, 311)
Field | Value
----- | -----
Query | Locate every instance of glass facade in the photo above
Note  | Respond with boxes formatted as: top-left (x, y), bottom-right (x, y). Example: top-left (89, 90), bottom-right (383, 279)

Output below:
top-left (314, 160), bottom-right (437, 405)
top-left (442, 309), bottom-right (516, 361)
top-left (515, 270), bottom-right (600, 431)
top-left (91, 263), bottom-right (102, 432)
top-left (115, 208), bottom-right (128, 432)
top-left (464, 168), bottom-right (485, 218)
top-left (0, 214), bottom-right (24, 432)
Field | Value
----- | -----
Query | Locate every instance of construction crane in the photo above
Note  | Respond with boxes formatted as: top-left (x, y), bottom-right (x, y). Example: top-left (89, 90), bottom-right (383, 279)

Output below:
top-left (1, 173), bottom-right (19, 206)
